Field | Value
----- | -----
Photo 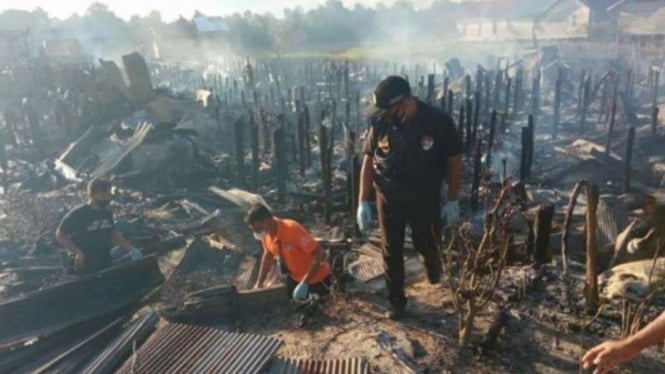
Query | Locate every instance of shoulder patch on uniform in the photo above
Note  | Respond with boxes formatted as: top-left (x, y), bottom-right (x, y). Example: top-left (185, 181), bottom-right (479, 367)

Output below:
top-left (421, 135), bottom-right (434, 151)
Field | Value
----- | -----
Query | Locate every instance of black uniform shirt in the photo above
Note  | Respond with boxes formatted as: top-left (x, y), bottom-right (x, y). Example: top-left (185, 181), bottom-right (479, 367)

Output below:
top-left (57, 204), bottom-right (115, 273)
top-left (363, 100), bottom-right (462, 195)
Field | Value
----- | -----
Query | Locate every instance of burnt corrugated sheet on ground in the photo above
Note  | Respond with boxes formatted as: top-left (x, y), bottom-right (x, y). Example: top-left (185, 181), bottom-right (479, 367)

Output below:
top-left (268, 357), bottom-right (370, 374)
top-left (116, 323), bottom-right (282, 374)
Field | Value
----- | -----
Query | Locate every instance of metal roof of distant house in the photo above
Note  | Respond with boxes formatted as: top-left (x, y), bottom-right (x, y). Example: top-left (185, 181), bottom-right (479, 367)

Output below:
top-left (610, 0), bottom-right (665, 36)
top-left (193, 13), bottom-right (229, 33)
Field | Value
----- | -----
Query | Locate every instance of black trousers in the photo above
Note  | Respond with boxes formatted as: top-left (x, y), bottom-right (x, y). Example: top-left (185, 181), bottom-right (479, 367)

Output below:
top-left (376, 188), bottom-right (442, 307)
top-left (286, 276), bottom-right (331, 299)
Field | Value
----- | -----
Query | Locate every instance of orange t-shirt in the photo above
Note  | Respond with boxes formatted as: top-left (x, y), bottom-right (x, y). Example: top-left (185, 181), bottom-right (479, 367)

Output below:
top-left (261, 218), bottom-right (330, 284)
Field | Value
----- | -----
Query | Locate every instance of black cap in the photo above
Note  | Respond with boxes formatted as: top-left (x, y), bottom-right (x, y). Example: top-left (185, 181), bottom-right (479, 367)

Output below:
top-left (366, 76), bottom-right (412, 117)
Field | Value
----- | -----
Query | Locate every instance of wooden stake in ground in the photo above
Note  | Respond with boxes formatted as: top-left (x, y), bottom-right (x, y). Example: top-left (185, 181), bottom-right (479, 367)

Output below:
top-left (233, 116), bottom-right (245, 187)
top-left (486, 109), bottom-right (497, 168)
top-left (652, 106), bottom-right (660, 137)
top-left (605, 80), bottom-right (618, 155)
top-left (320, 111), bottom-right (333, 223)
top-left (553, 78), bottom-right (562, 139)
top-left (534, 204), bottom-right (555, 264)
top-left (249, 110), bottom-right (260, 189)
top-left (447, 89), bottom-right (454, 115)
top-left (652, 69), bottom-right (660, 110)
top-left (458, 104), bottom-right (466, 150)
top-left (471, 140), bottom-right (482, 212)
top-left (273, 119), bottom-right (288, 203)
top-left (527, 115), bottom-right (535, 179)
top-left (466, 98), bottom-right (473, 150)
top-left (623, 126), bottom-right (636, 194)
top-left (585, 183), bottom-right (600, 313)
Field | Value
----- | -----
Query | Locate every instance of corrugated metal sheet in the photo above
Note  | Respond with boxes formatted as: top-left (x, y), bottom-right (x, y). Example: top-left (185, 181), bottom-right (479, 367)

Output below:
top-left (348, 256), bottom-right (384, 282)
top-left (268, 357), bottom-right (369, 374)
top-left (116, 323), bottom-right (282, 374)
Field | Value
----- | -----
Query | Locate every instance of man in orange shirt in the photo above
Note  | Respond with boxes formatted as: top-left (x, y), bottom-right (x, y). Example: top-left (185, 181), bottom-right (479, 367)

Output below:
top-left (246, 203), bottom-right (331, 300)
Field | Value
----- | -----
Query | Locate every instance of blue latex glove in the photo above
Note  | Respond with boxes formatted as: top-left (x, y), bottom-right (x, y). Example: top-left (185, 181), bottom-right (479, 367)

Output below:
top-left (129, 247), bottom-right (143, 261)
top-left (442, 201), bottom-right (460, 228)
top-left (292, 281), bottom-right (309, 301)
top-left (356, 201), bottom-right (372, 233)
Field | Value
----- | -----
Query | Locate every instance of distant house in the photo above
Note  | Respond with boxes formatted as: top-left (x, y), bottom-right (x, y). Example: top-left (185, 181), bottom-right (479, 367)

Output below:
top-left (536, 0), bottom-right (591, 41)
top-left (608, 0), bottom-right (665, 46)
top-left (453, 0), bottom-right (557, 43)
top-left (0, 29), bottom-right (30, 64)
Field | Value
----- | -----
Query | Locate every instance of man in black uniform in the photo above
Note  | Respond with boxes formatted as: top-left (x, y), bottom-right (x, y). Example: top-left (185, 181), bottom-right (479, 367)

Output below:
top-left (56, 177), bottom-right (142, 275)
top-left (357, 76), bottom-right (463, 319)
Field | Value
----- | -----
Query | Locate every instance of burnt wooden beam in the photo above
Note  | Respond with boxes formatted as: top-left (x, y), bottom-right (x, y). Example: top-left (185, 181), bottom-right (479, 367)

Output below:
top-left (585, 183), bottom-right (600, 313)
top-left (652, 106), bottom-right (660, 137)
top-left (561, 180), bottom-right (586, 274)
top-left (486, 109), bottom-right (497, 168)
top-left (471, 140), bottom-right (483, 212)
top-left (534, 204), bottom-right (555, 264)
top-left (623, 126), bottom-right (636, 194)
top-left (233, 117), bottom-right (245, 187)
top-left (273, 120), bottom-right (288, 203)
top-left (553, 78), bottom-right (562, 139)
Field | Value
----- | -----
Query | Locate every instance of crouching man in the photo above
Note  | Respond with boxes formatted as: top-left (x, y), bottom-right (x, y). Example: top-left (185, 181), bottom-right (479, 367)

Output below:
top-left (56, 177), bottom-right (142, 275)
top-left (246, 203), bottom-right (331, 301)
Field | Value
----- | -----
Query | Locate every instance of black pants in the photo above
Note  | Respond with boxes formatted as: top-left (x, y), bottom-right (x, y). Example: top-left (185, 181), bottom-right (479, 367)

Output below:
top-left (376, 188), bottom-right (442, 308)
top-left (286, 276), bottom-right (331, 299)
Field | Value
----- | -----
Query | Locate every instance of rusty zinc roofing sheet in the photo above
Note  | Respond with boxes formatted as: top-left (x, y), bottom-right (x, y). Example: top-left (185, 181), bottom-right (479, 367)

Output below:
top-left (268, 357), bottom-right (370, 374)
top-left (116, 323), bottom-right (282, 374)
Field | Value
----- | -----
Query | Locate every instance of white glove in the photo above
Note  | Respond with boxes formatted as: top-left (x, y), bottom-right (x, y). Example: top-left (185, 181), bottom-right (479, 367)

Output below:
top-left (442, 201), bottom-right (460, 227)
top-left (129, 247), bottom-right (143, 261)
top-left (292, 281), bottom-right (309, 301)
top-left (356, 201), bottom-right (372, 233)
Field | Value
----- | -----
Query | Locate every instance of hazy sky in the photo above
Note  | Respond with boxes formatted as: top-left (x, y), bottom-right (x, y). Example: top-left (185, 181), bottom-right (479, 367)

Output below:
top-left (1, 0), bottom-right (436, 20)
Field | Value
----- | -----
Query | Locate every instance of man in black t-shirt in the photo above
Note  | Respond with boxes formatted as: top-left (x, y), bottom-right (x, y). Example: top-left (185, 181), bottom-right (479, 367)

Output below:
top-left (357, 76), bottom-right (463, 320)
top-left (56, 177), bottom-right (142, 275)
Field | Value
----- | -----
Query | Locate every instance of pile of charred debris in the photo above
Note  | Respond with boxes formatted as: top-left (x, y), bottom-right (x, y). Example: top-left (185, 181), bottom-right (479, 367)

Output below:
top-left (1, 48), bottom-right (665, 373)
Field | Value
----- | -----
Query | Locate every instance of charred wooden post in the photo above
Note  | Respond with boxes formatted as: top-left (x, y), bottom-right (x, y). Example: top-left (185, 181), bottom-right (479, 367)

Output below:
top-left (273, 122), bottom-right (288, 203)
top-left (346, 130), bottom-right (361, 237)
top-left (465, 75), bottom-right (472, 100)
top-left (623, 126), bottom-right (636, 194)
top-left (320, 112), bottom-right (334, 223)
top-left (519, 125), bottom-right (531, 182)
top-left (580, 77), bottom-right (591, 132)
top-left (355, 91), bottom-right (361, 133)
top-left (553, 78), bottom-right (562, 139)
top-left (494, 70), bottom-right (503, 110)
top-left (577, 69), bottom-right (586, 116)
top-left (585, 183), bottom-right (600, 313)
top-left (485, 74), bottom-right (492, 116)
top-left (442, 77), bottom-right (450, 113)
top-left (447, 89), bottom-right (454, 114)
top-left (599, 74), bottom-right (610, 123)
top-left (427, 74), bottom-right (435, 105)
top-left (514, 68), bottom-right (523, 114)
top-left (652, 106), bottom-right (660, 137)
top-left (502, 157), bottom-right (507, 181)
top-left (625, 69), bottom-right (634, 104)
top-left (500, 112), bottom-right (507, 132)
top-left (561, 181), bottom-right (586, 273)
top-left (504, 76), bottom-right (512, 116)
top-left (527, 115), bottom-right (535, 179)
top-left (652, 69), bottom-right (660, 111)
top-left (234, 117), bottom-right (245, 187)
top-left (605, 81), bottom-right (618, 155)
top-left (473, 92), bottom-right (480, 138)
top-left (486, 109), bottom-right (497, 168)
top-left (471, 140), bottom-right (483, 212)
top-left (458, 104), bottom-right (466, 149)
top-left (250, 110), bottom-right (260, 190)
top-left (304, 104), bottom-right (312, 168)
top-left (466, 98), bottom-right (473, 149)
top-left (534, 204), bottom-right (555, 264)
top-left (530, 71), bottom-right (541, 124)
top-left (297, 107), bottom-right (307, 177)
